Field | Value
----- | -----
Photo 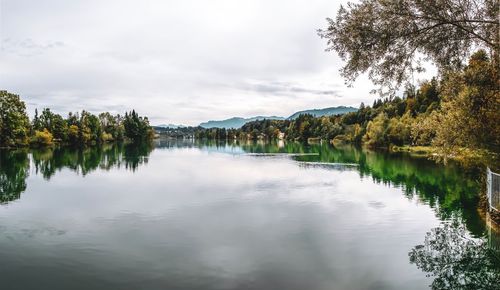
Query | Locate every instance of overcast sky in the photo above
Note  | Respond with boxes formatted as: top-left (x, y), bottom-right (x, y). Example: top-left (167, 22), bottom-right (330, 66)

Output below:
top-left (0, 0), bottom-right (430, 126)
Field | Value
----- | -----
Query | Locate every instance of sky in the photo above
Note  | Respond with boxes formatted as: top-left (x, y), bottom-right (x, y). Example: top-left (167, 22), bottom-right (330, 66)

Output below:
top-left (0, 0), bottom-right (431, 126)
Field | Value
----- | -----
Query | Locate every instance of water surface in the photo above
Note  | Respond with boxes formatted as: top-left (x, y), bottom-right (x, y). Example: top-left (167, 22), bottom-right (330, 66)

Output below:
top-left (0, 141), bottom-right (498, 290)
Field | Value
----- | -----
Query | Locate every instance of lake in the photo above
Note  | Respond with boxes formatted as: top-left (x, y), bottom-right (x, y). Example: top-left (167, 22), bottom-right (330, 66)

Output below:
top-left (0, 140), bottom-right (498, 290)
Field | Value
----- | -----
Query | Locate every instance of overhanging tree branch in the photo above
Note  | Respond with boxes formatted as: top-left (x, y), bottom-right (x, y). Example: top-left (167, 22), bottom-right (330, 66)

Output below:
top-left (319, 0), bottom-right (500, 92)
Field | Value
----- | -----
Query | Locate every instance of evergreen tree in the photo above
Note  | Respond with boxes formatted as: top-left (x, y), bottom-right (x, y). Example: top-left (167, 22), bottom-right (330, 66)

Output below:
top-left (0, 91), bottom-right (30, 147)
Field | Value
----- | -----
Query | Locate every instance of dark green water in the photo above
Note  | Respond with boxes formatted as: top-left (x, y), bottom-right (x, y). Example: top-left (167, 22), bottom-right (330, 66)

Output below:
top-left (0, 140), bottom-right (498, 290)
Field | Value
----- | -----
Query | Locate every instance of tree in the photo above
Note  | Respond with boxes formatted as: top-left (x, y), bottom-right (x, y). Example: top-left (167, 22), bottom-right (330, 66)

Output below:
top-left (319, 0), bottom-right (499, 92)
top-left (124, 111), bottom-right (140, 141)
top-left (0, 91), bottom-right (30, 147)
top-left (409, 221), bottom-right (500, 290)
top-left (67, 125), bottom-right (80, 145)
top-left (86, 113), bottom-right (102, 143)
top-left (99, 112), bottom-right (119, 141)
top-left (66, 112), bottom-right (79, 127)
top-left (410, 111), bottom-right (438, 146)
top-left (37, 108), bottom-right (67, 141)
top-left (387, 115), bottom-right (411, 146)
top-left (432, 50), bottom-right (500, 155)
top-left (77, 111), bottom-right (92, 144)
top-left (1, 92), bottom-right (152, 147)
top-left (32, 109), bottom-right (42, 132)
top-left (416, 78), bottom-right (440, 114)
top-left (31, 129), bottom-right (54, 147)
top-left (51, 113), bottom-right (68, 141)
top-left (363, 112), bottom-right (389, 147)
top-left (123, 110), bottom-right (154, 142)
top-left (39, 108), bottom-right (54, 132)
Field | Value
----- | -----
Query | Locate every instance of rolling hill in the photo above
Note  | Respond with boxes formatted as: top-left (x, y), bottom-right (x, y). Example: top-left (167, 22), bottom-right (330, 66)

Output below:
top-left (196, 106), bottom-right (358, 129)
top-left (199, 116), bottom-right (285, 129)
top-left (286, 106), bottom-right (358, 119)
top-left (155, 106), bottom-right (359, 129)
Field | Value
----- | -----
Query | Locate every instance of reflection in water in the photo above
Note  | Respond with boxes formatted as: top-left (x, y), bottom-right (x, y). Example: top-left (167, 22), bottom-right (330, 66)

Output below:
top-left (409, 220), bottom-right (500, 290)
top-left (243, 141), bottom-right (484, 235)
top-left (0, 139), bottom-right (498, 289)
top-left (161, 140), bottom-right (500, 288)
top-left (295, 144), bottom-right (484, 235)
top-left (158, 139), bottom-right (484, 234)
top-left (1, 139), bottom-right (485, 231)
top-left (0, 149), bottom-right (29, 203)
top-left (0, 142), bottom-right (153, 203)
top-left (33, 142), bottom-right (153, 179)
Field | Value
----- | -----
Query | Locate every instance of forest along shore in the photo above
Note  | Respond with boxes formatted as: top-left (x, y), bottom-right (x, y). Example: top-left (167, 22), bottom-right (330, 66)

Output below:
top-left (0, 90), bottom-right (154, 149)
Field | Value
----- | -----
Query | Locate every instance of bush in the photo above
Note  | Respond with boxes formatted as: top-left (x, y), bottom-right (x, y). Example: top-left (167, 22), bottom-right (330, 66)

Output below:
top-left (31, 129), bottom-right (54, 147)
top-left (101, 132), bottom-right (114, 142)
top-left (363, 113), bottom-right (389, 147)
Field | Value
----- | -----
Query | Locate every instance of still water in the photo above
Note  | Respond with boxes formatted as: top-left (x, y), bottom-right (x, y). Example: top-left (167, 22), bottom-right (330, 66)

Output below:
top-left (0, 140), bottom-right (498, 290)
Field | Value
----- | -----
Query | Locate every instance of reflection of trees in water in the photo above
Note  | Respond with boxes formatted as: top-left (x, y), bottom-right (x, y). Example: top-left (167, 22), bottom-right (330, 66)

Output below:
top-left (0, 149), bottom-right (29, 203)
top-left (122, 142), bottom-right (152, 171)
top-left (0, 142), bottom-right (153, 203)
top-left (409, 221), bottom-right (500, 290)
top-left (264, 142), bottom-right (484, 235)
top-left (32, 142), bottom-right (153, 180)
top-left (164, 140), bottom-right (483, 234)
top-left (228, 141), bottom-right (484, 235)
top-left (158, 140), bottom-right (485, 236)
top-left (356, 150), bottom-right (484, 235)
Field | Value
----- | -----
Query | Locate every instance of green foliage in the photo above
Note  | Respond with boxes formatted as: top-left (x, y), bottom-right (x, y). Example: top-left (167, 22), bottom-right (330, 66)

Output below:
top-left (318, 0), bottom-right (499, 93)
top-left (179, 50), bottom-right (498, 165)
top-left (386, 113), bottom-right (411, 146)
top-left (409, 112), bottom-right (437, 146)
top-left (81, 111), bottom-right (102, 144)
top-left (67, 125), bottom-right (80, 144)
top-left (218, 95), bottom-right (427, 146)
top-left (32, 109), bottom-right (42, 132)
top-left (315, 0), bottom-right (499, 162)
top-left (0, 91), bottom-right (30, 147)
top-left (51, 114), bottom-right (68, 141)
top-left (0, 91), bottom-right (153, 148)
top-left (415, 78), bottom-right (440, 114)
top-left (35, 108), bottom-right (68, 141)
top-left (410, 221), bottom-right (500, 290)
top-left (101, 132), bottom-right (114, 142)
top-left (432, 50), bottom-right (500, 158)
top-left (31, 129), bottom-right (54, 147)
top-left (123, 110), bottom-right (154, 142)
top-left (99, 112), bottom-right (124, 141)
top-left (363, 112), bottom-right (389, 147)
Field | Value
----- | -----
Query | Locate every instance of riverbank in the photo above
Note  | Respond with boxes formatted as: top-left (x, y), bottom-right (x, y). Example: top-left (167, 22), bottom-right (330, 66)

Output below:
top-left (390, 145), bottom-right (436, 156)
top-left (0, 138), bottom-right (154, 151)
top-left (390, 145), bottom-right (498, 165)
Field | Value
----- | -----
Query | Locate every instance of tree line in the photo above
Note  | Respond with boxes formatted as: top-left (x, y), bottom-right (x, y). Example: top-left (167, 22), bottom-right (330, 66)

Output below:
top-left (170, 50), bottom-right (498, 162)
top-left (313, 0), bottom-right (499, 162)
top-left (186, 0), bottom-right (500, 164)
top-left (0, 91), bottom-right (154, 148)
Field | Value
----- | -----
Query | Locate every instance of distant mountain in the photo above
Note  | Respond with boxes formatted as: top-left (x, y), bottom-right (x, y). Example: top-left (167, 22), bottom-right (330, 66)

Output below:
top-left (197, 106), bottom-right (358, 129)
top-left (287, 106), bottom-right (358, 120)
top-left (155, 124), bottom-right (186, 129)
top-left (199, 116), bottom-right (284, 129)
